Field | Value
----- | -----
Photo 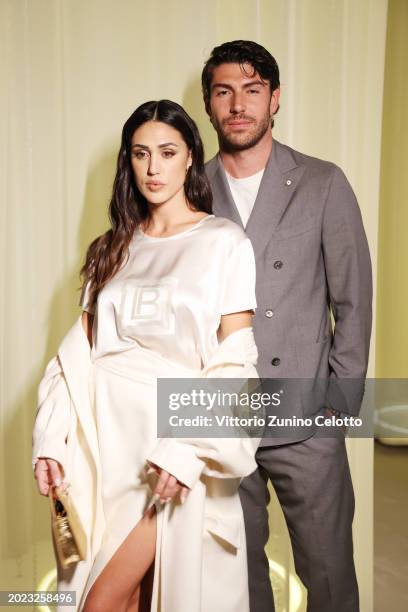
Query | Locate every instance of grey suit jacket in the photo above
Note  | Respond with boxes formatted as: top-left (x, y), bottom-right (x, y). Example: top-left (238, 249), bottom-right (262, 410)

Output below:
top-left (206, 140), bottom-right (372, 444)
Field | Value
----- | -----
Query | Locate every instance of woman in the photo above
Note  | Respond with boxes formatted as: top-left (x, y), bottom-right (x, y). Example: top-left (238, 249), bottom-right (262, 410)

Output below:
top-left (33, 100), bottom-right (260, 612)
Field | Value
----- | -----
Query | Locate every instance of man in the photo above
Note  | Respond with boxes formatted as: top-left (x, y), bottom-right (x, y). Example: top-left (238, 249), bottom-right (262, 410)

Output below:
top-left (202, 40), bottom-right (372, 612)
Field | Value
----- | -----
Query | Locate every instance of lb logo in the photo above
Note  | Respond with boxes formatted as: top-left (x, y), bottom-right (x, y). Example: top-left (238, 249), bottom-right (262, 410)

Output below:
top-left (117, 277), bottom-right (178, 336)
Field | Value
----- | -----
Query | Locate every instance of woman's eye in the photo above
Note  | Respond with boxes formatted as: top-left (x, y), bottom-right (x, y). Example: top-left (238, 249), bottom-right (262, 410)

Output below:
top-left (162, 150), bottom-right (175, 158)
top-left (133, 151), bottom-right (148, 160)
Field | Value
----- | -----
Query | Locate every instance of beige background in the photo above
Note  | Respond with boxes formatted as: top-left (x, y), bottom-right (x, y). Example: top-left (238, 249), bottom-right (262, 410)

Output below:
top-left (0, 1), bottom-right (392, 610)
top-left (376, 0), bottom-right (408, 378)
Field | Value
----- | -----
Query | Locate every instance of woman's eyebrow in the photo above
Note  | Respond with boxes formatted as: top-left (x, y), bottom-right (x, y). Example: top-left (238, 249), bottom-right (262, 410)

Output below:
top-left (131, 142), bottom-right (179, 149)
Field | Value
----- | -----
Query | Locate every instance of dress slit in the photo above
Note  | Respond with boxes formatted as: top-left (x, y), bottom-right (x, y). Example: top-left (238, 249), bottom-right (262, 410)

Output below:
top-left (79, 505), bottom-right (160, 610)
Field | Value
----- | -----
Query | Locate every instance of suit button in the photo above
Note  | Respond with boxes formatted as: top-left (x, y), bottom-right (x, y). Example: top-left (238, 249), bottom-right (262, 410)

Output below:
top-left (271, 358), bottom-right (281, 366)
top-left (265, 309), bottom-right (274, 318)
top-left (274, 260), bottom-right (283, 270)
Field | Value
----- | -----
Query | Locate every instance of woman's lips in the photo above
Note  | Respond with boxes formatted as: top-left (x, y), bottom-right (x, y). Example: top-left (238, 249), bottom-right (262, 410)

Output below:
top-left (146, 182), bottom-right (165, 191)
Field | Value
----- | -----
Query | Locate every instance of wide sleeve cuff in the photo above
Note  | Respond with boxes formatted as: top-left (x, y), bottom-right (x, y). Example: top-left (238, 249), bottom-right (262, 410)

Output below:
top-left (146, 438), bottom-right (205, 489)
top-left (32, 438), bottom-right (67, 471)
top-left (32, 356), bottom-right (71, 472)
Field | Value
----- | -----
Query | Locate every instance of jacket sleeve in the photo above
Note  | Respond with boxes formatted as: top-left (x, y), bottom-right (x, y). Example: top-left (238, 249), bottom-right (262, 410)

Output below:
top-left (32, 356), bottom-right (71, 470)
top-left (146, 328), bottom-right (260, 489)
top-left (322, 165), bottom-right (373, 415)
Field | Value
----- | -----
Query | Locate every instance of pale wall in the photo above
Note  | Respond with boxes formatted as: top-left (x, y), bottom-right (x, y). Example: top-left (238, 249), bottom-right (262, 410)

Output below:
top-left (0, 2), bottom-right (388, 610)
top-left (376, 0), bottom-right (408, 378)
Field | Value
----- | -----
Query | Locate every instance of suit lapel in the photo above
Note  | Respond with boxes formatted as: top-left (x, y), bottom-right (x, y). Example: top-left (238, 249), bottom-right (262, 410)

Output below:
top-left (208, 140), bottom-right (306, 257)
top-left (245, 140), bottom-right (306, 256)
top-left (206, 155), bottom-right (243, 227)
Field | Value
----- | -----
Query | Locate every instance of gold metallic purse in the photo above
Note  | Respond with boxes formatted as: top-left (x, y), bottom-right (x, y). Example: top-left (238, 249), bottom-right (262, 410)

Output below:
top-left (49, 485), bottom-right (87, 567)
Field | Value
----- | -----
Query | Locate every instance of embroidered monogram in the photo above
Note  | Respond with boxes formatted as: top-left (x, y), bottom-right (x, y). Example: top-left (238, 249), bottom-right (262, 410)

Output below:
top-left (117, 277), bottom-right (178, 336)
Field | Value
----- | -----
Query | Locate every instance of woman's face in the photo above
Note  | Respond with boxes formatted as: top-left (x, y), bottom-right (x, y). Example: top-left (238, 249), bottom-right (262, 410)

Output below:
top-left (131, 121), bottom-right (192, 207)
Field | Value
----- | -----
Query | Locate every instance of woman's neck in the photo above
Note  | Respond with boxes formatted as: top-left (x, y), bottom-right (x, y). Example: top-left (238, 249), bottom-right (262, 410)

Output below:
top-left (142, 194), bottom-right (206, 235)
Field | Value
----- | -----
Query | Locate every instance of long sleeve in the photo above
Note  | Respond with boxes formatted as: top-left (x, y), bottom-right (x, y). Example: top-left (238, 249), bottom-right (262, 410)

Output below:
top-left (146, 327), bottom-right (260, 489)
top-left (32, 355), bottom-right (71, 469)
top-left (322, 165), bottom-right (373, 415)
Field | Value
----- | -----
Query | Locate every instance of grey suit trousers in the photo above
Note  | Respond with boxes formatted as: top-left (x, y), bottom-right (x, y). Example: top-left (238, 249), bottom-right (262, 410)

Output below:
top-left (239, 435), bottom-right (359, 612)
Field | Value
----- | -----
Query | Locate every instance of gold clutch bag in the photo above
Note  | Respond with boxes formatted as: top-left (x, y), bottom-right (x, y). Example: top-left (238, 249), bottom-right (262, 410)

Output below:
top-left (49, 485), bottom-right (87, 568)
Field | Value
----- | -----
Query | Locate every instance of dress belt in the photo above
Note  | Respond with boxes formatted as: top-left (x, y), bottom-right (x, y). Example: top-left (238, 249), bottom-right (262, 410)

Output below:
top-left (92, 346), bottom-right (201, 385)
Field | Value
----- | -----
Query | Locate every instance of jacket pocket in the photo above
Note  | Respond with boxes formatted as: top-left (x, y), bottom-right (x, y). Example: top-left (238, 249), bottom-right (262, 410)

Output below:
top-left (295, 335), bottom-right (332, 378)
top-left (204, 512), bottom-right (242, 549)
top-left (273, 219), bottom-right (319, 241)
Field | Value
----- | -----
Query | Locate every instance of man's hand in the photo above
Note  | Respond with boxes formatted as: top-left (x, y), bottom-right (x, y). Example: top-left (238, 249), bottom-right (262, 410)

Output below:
top-left (324, 407), bottom-right (347, 434)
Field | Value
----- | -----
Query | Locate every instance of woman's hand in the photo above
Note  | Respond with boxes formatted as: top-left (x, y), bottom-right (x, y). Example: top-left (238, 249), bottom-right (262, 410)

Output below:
top-left (148, 462), bottom-right (190, 504)
top-left (34, 458), bottom-right (66, 496)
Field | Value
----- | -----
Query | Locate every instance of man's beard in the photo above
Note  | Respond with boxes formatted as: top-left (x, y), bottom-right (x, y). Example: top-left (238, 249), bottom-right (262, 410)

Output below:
top-left (213, 113), bottom-right (272, 153)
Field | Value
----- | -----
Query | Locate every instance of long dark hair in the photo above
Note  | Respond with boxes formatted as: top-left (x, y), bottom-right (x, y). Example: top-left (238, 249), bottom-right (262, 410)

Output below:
top-left (80, 100), bottom-right (212, 311)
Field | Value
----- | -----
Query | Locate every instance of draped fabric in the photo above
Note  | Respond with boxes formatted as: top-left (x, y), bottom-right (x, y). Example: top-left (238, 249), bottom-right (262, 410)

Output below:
top-left (1, 1), bottom-right (387, 610)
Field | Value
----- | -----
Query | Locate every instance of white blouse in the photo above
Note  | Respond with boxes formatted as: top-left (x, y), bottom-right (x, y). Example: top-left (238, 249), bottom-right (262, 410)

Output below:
top-left (80, 215), bottom-right (257, 370)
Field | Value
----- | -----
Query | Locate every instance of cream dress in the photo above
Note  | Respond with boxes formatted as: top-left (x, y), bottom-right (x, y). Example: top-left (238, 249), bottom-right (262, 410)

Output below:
top-left (77, 214), bottom-right (258, 608)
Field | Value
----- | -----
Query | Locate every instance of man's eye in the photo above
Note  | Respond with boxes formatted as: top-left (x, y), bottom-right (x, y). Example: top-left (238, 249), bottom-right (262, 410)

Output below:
top-left (249, 89), bottom-right (260, 94)
top-left (216, 90), bottom-right (228, 96)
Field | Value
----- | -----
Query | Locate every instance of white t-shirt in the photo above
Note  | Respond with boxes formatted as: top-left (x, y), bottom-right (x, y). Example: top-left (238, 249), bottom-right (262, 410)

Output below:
top-left (80, 215), bottom-right (257, 369)
top-left (225, 168), bottom-right (265, 228)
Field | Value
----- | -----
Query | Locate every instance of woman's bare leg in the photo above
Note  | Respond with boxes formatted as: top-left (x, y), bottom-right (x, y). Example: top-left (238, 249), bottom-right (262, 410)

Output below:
top-left (124, 585), bottom-right (141, 612)
top-left (125, 561), bottom-right (154, 612)
top-left (83, 507), bottom-right (156, 612)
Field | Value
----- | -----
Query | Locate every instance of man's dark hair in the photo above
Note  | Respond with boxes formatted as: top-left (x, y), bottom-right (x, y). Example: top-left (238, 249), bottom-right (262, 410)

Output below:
top-left (201, 40), bottom-right (280, 106)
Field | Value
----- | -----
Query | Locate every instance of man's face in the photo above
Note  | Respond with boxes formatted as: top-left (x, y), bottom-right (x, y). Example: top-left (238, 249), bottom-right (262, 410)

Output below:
top-left (206, 62), bottom-right (280, 152)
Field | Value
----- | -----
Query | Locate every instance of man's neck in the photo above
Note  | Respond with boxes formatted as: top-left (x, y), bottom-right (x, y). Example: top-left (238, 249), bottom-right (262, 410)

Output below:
top-left (219, 133), bottom-right (273, 179)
